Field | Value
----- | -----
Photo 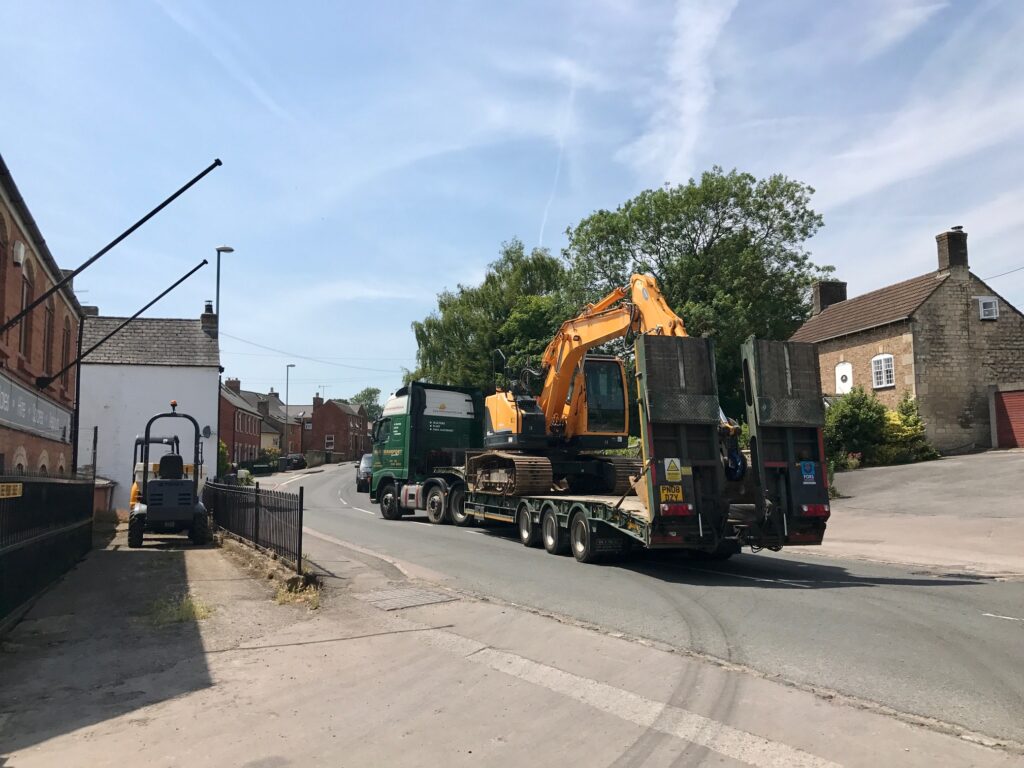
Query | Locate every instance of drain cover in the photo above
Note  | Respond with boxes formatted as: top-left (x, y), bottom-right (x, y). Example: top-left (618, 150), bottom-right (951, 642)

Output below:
top-left (357, 587), bottom-right (456, 611)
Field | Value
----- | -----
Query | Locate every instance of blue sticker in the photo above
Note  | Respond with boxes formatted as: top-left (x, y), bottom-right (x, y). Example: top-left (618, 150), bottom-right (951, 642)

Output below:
top-left (800, 461), bottom-right (816, 485)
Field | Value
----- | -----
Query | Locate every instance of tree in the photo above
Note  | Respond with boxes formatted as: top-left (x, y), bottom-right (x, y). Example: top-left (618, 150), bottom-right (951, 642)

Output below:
top-left (411, 239), bottom-right (567, 391)
top-left (824, 388), bottom-right (887, 461)
top-left (350, 386), bottom-right (383, 422)
top-left (563, 167), bottom-right (830, 416)
top-left (217, 440), bottom-right (230, 477)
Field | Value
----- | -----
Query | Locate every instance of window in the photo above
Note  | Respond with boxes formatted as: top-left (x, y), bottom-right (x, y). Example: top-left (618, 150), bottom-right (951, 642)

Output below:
top-left (19, 261), bottom-right (34, 358)
top-left (43, 299), bottom-right (55, 375)
top-left (583, 358), bottom-right (626, 432)
top-left (304, 421), bottom-right (312, 430)
top-left (0, 216), bottom-right (7, 320)
top-left (871, 354), bottom-right (895, 389)
top-left (979, 297), bottom-right (999, 320)
top-left (61, 317), bottom-right (72, 387)
top-left (325, 434), bottom-right (335, 450)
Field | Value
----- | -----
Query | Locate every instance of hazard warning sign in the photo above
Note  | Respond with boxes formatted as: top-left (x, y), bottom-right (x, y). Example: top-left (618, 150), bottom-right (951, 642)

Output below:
top-left (663, 458), bottom-right (682, 482)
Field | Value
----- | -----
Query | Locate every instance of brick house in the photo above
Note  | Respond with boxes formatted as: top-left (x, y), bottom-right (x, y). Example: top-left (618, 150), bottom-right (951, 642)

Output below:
top-left (220, 378), bottom-right (263, 464)
top-left (311, 395), bottom-right (368, 461)
top-left (236, 386), bottom-right (305, 455)
top-left (0, 155), bottom-right (83, 475)
top-left (791, 228), bottom-right (1024, 453)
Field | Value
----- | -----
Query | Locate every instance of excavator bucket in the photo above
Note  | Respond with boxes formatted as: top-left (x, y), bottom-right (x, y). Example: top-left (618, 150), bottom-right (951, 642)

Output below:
top-left (740, 337), bottom-right (830, 547)
top-left (635, 335), bottom-right (727, 548)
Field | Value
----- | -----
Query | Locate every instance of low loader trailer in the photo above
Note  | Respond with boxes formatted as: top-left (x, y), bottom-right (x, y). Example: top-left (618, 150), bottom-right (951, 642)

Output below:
top-left (371, 335), bottom-right (830, 564)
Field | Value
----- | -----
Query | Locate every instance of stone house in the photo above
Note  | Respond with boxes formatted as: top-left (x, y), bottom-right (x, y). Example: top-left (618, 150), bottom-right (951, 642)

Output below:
top-left (0, 155), bottom-right (83, 475)
top-left (791, 228), bottom-right (1024, 453)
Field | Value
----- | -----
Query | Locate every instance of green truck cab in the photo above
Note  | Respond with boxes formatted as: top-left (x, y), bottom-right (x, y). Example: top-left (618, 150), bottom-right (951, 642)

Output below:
top-left (369, 382), bottom-right (483, 523)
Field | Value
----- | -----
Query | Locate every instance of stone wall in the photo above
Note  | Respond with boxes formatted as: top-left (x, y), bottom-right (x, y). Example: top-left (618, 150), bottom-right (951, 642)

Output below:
top-left (912, 269), bottom-right (1024, 452)
top-left (815, 321), bottom-right (914, 409)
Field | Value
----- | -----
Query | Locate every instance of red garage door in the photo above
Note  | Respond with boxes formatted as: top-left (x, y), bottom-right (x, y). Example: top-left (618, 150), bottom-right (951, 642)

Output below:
top-left (995, 390), bottom-right (1024, 448)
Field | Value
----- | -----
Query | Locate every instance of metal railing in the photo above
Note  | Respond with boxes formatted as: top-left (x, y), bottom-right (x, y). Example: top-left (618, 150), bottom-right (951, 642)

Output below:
top-left (202, 481), bottom-right (304, 572)
top-left (1, 476), bottom-right (94, 621)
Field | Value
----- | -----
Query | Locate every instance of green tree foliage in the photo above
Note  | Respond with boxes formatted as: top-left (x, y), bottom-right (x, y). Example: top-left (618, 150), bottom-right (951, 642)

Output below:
top-left (824, 387), bottom-right (887, 461)
top-left (873, 393), bottom-right (940, 464)
top-left (411, 239), bottom-right (567, 390)
top-left (563, 167), bottom-right (829, 415)
top-left (217, 439), bottom-right (230, 477)
top-left (350, 386), bottom-right (383, 422)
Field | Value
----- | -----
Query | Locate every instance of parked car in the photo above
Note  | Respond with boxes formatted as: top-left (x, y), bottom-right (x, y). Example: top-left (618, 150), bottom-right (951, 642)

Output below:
top-left (356, 453), bottom-right (373, 492)
top-left (286, 453), bottom-right (307, 470)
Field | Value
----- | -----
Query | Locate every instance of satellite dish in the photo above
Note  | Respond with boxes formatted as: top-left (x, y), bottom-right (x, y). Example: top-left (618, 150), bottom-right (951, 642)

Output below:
top-left (202, 426), bottom-right (212, 439)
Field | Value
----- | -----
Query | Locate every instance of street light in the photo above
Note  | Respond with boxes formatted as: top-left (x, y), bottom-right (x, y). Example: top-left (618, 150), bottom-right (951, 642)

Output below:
top-left (215, 246), bottom-right (234, 317)
top-left (285, 363), bottom-right (295, 453)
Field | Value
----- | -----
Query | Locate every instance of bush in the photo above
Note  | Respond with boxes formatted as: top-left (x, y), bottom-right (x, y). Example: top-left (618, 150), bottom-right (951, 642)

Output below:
top-left (824, 388), bottom-right (887, 461)
top-left (217, 440), bottom-right (230, 478)
top-left (873, 393), bottom-right (940, 465)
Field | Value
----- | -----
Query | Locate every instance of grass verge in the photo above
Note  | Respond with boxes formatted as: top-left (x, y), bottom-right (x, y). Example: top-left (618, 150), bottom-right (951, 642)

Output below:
top-left (275, 584), bottom-right (321, 610)
top-left (149, 593), bottom-right (213, 626)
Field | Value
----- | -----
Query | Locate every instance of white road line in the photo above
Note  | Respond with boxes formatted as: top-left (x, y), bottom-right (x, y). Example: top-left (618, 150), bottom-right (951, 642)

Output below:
top-left (684, 566), bottom-right (812, 589)
top-left (426, 636), bottom-right (837, 768)
top-left (338, 495), bottom-right (348, 505)
top-left (352, 507), bottom-right (376, 516)
top-left (982, 612), bottom-right (1024, 622)
top-left (277, 474), bottom-right (304, 487)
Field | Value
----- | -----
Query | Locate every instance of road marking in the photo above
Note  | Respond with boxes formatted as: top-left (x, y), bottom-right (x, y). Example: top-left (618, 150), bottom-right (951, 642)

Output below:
top-left (420, 631), bottom-right (837, 768)
top-left (338, 494), bottom-right (348, 505)
top-left (982, 612), bottom-right (1024, 622)
top-left (352, 507), bottom-right (376, 516)
top-left (683, 566), bottom-right (812, 589)
top-left (278, 474), bottom-right (304, 487)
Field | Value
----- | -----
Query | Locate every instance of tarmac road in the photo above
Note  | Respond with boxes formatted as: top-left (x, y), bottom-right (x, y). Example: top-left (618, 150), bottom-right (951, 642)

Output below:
top-left (292, 462), bottom-right (1024, 746)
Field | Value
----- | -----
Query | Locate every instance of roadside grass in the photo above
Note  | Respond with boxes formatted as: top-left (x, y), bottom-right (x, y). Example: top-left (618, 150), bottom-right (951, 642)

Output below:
top-left (148, 593), bottom-right (213, 626)
top-left (275, 583), bottom-right (321, 610)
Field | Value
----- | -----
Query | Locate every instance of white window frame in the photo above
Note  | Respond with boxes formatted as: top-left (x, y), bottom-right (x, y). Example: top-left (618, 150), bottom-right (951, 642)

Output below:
top-left (325, 434), bottom-right (335, 450)
top-left (871, 353), bottom-right (895, 389)
top-left (978, 297), bottom-right (999, 320)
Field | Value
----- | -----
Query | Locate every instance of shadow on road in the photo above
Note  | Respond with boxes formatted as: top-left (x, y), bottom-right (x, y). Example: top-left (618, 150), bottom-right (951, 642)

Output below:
top-left (0, 533), bottom-right (214, 754)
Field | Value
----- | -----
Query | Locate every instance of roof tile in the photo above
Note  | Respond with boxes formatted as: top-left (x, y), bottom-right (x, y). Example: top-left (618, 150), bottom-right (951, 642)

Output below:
top-left (82, 316), bottom-right (220, 367)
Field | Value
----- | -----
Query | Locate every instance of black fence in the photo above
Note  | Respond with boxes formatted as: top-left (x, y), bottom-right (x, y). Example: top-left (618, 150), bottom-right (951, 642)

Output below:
top-left (1, 477), bottom-right (94, 622)
top-left (202, 481), bottom-right (303, 572)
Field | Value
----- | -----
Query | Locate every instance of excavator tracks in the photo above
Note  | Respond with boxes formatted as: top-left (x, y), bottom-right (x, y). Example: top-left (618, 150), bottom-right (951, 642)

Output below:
top-left (468, 452), bottom-right (553, 496)
top-left (604, 456), bottom-right (643, 496)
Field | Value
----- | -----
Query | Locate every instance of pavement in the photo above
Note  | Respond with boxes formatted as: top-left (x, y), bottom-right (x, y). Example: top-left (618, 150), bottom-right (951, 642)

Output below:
top-left (1, 512), bottom-right (1019, 766)
top-left (822, 451), bottom-right (1024, 576)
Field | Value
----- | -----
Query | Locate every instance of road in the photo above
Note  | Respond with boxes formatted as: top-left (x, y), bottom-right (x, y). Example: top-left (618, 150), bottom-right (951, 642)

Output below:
top-left (292, 462), bottom-right (1024, 746)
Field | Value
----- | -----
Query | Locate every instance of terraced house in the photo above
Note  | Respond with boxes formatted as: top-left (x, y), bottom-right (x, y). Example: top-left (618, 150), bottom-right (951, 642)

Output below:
top-left (792, 228), bottom-right (1024, 453)
top-left (0, 155), bottom-right (83, 475)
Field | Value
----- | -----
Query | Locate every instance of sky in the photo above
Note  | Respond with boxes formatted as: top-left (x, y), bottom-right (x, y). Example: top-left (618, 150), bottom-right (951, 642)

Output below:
top-left (1, 0), bottom-right (1021, 406)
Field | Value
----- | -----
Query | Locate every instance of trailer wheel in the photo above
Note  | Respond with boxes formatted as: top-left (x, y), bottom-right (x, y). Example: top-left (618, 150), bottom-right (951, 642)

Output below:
top-left (542, 510), bottom-right (568, 555)
top-left (570, 511), bottom-right (599, 564)
top-left (379, 483), bottom-right (401, 520)
top-left (426, 486), bottom-right (448, 525)
top-left (517, 504), bottom-right (540, 548)
top-left (449, 486), bottom-right (472, 527)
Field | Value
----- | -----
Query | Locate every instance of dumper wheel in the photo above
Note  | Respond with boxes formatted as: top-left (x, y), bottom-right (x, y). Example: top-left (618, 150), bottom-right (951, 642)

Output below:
top-left (190, 512), bottom-right (211, 545)
top-left (449, 487), bottom-right (473, 527)
top-left (379, 483), bottom-right (402, 520)
top-left (542, 510), bottom-right (568, 555)
top-left (426, 487), bottom-right (449, 525)
top-left (128, 515), bottom-right (144, 548)
top-left (517, 503), bottom-right (540, 548)
top-left (570, 511), bottom-right (600, 564)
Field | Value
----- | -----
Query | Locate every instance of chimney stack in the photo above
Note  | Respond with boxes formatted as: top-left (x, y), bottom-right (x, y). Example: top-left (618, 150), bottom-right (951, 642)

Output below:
top-left (225, 377), bottom-right (241, 392)
top-left (811, 280), bottom-right (848, 315)
top-left (200, 300), bottom-right (218, 338)
top-left (313, 393), bottom-right (324, 409)
top-left (81, 305), bottom-right (99, 317)
top-left (936, 226), bottom-right (968, 272)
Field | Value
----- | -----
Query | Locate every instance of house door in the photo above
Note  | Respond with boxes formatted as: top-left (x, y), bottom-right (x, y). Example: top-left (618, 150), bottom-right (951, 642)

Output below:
top-left (995, 390), bottom-right (1024, 448)
top-left (835, 362), bottom-right (853, 395)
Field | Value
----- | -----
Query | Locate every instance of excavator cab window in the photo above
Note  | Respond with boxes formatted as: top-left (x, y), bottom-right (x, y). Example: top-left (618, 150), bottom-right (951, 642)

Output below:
top-left (583, 358), bottom-right (625, 432)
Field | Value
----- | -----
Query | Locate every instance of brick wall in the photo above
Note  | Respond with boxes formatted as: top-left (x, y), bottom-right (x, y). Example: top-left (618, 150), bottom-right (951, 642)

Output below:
top-left (815, 321), bottom-right (915, 408)
top-left (311, 399), bottom-right (367, 462)
top-left (913, 270), bottom-right (1024, 452)
top-left (218, 392), bottom-right (262, 464)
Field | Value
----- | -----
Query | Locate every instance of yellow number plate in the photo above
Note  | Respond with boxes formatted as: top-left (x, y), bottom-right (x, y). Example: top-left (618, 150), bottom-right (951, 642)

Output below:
top-left (659, 484), bottom-right (683, 502)
top-left (0, 482), bottom-right (24, 499)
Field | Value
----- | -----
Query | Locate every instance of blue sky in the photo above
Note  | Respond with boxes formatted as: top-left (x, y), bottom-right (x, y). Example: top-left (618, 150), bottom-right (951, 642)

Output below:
top-left (1, 1), bottom-right (1021, 404)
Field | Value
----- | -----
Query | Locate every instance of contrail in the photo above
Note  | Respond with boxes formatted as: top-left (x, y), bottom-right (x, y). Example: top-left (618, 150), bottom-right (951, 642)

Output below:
top-left (538, 76), bottom-right (577, 248)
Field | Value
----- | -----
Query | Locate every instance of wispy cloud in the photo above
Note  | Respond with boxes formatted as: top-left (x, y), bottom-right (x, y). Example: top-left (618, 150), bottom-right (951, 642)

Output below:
top-left (538, 74), bottom-right (578, 247)
top-left (861, 1), bottom-right (947, 59)
top-left (617, 0), bottom-right (739, 183)
top-left (153, 0), bottom-right (296, 124)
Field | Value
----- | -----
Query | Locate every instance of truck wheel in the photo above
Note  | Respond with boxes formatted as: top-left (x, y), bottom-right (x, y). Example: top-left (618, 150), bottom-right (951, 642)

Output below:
top-left (426, 487), bottom-right (448, 524)
top-left (449, 487), bottom-right (472, 527)
top-left (517, 504), bottom-right (540, 547)
top-left (128, 515), bottom-right (144, 548)
top-left (542, 510), bottom-right (568, 555)
top-left (570, 511), bottom-right (599, 564)
top-left (379, 483), bottom-right (402, 520)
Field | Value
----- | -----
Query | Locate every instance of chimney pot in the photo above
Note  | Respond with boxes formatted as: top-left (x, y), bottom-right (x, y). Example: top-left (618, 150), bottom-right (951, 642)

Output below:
top-left (225, 377), bottom-right (241, 392)
top-left (812, 280), bottom-right (847, 315)
top-left (200, 303), bottom-right (218, 338)
top-left (936, 227), bottom-right (968, 272)
top-left (313, 394), bottom-right (324, 408)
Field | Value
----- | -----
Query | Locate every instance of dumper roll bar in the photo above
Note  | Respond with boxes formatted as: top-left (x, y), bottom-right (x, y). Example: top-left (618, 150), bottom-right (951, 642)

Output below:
top-left (140, 401), bottom-right (202, 499)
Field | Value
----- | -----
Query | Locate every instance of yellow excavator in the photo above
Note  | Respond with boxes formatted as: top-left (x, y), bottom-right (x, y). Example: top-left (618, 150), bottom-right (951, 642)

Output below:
top-left (471, 274), bottom-right (743, 497)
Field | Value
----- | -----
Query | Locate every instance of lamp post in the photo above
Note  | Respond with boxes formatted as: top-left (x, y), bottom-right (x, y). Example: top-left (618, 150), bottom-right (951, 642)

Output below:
top-left (215, 245), bottom-right (234, 316)
top-left (284, 363), bottom-right (295, 454)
